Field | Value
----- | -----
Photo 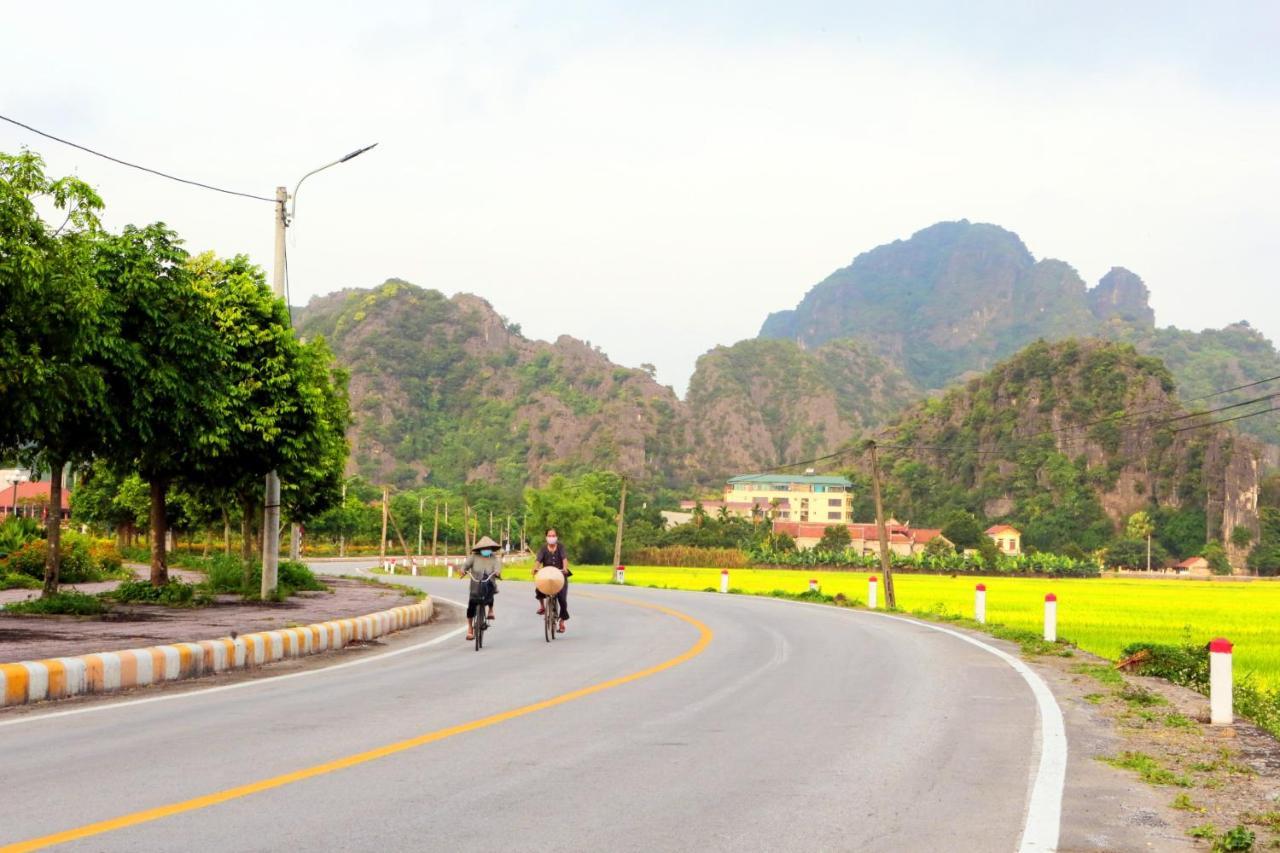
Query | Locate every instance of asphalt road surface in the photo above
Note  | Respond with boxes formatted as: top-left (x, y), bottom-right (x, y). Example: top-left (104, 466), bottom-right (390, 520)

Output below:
top-left (0, 562), bottom-right (1064, 852)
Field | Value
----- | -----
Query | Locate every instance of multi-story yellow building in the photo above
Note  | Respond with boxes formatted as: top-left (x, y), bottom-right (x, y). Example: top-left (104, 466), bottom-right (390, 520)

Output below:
top-left (721, 472), bottom-right (855, 524)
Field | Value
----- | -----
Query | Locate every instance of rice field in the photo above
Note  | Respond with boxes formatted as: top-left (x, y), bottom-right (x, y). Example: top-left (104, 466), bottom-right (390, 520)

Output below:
top-left (557, 565), bottom-right (1280, 688)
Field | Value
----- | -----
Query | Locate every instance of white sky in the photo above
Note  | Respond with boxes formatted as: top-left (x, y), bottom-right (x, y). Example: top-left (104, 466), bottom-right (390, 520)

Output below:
top-left (5, 2), bottom-right (1278, 395)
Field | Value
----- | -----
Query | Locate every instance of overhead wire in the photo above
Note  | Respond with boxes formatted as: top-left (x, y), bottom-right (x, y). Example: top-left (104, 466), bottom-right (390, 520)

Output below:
top-left (0, 113), bottom-right (276, 203)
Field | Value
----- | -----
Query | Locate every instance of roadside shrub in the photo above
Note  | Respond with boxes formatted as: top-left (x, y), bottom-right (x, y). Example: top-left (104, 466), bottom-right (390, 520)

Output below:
top-left (0, 517), bottom-right (41, 559)
top-left (0, 573), bottom-right (41, 590)
top-left (2, 591), bottom-right (108, 616)
top-left (279, 560), bottom-right (326, 593)
top-left (108, 579), bottom-right (212, 607)
top-left (202, 557), bottom-right (326, 599)
top-left (2, 536), bottom-right (126, 583)
top-left (3, 540), bottom-right (48, 579)
top-left (623, 546), bottom-right (749, 568)
top-left (204, 553), bottom-right (249, 594)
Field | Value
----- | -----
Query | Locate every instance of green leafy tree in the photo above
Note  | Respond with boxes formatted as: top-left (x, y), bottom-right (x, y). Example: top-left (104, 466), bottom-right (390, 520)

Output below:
top-left (1125, 511), bottom-right (1154, 541)
top-left (524, 474), bottom-right (617, 564)
top-left (816, 525), bottom-right (851, 552)
top-left (1201, 541), bottom-right (1231, 575)
top-left (1105, 537), bottom-right (1168, 569)
top-left (0, 151), bottom-right (113, 594)
top-left (1230, 525), bottom-right (1253, 549)
top-left (941, 511), bottom-right (984, 549)
top-left (1247, 508), bottom-right (1280, 577)
top-left (99, 225), bottom-right (228, 585)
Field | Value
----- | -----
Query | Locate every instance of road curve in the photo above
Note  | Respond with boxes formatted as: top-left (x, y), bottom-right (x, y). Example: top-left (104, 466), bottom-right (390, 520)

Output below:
top-left (0, 565), bottom-right (1059, 852)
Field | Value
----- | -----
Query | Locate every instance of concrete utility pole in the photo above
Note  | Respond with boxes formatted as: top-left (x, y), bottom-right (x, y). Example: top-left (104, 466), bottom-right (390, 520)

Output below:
top-left (259, 188), bottom-right (288, 598)
top-left (379, 487), bottom-right (389, 569)
top-left (338, 480), bottom-right (347, 558)
top-left (261, 144), bottom-right (376, 597)
top-left (612, 478), bottom-right (628, 567)
top-left (417, 496), bottom-right (424, 557)
top-left (866, 441), bottom-right (897, 609)
top-left (431, 501), bottom-right (439, 559)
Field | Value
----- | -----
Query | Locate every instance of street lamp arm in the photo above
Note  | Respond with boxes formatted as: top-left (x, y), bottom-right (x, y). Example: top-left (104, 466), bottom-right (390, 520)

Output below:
top-left (288, 143), bottom-right (378, 222)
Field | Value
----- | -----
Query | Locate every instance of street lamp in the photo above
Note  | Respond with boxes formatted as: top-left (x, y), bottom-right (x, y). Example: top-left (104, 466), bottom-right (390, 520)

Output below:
top-left (261, 144), bottom-right (377, 598)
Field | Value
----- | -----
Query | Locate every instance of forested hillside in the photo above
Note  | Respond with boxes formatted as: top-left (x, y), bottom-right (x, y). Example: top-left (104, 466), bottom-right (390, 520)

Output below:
top-left (867, 339), bottom-right (1262, 564)
top-left (295, 281), bottom-right (692, 494)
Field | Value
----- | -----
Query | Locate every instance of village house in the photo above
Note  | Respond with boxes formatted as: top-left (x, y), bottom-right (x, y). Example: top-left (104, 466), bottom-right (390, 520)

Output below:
top-left (771, 519), bottom-right (952, 556)
top-left (986, 524), bottom-right (1022, 556)
top-left (0, 479), bottom-right (71, 521)
top-left (680, 471), bottom-right (854, 524)
top-left (1175, 556), bottom-right (1211, 576)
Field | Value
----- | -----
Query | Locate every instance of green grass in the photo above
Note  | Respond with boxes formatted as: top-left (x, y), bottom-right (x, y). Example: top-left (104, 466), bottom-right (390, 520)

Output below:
top-left (571, 564), bottom-right (1280, 686)
top-left (1101, 750), bottom-right (1193, 786)
top-left (2, 591), bottom-right (109, 616)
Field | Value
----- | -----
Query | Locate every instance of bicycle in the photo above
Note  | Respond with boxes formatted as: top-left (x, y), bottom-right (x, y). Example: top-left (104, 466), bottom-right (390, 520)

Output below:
top-left (474, 600), bottom-right (488, 651)
top-left (544, 594), bottom-right (558, 643)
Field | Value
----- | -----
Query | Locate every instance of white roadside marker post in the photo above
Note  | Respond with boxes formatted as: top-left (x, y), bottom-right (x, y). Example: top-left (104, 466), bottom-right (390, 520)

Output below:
top-left (447, 563), bottom-right (453, 579)
top-left (975, 583), bottom-right (987, 624)
top-left (809, 578), bottom-right (819, 593)
top-left (615, 565), bottom-right (626, 584)
top-left (411, 557), bottom-right (418, 577)
top-left (1044, 593), bottom-right (1057, 642)
top-left (720, 569), bottom-right (729, 594)
top-left (1210, 637), bottom-right (1234, 726)
top-left (868, 576), bottom-right (878, 609)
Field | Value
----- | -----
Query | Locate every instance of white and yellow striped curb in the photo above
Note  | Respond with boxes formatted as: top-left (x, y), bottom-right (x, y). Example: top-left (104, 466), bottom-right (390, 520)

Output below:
top-left (0, 598), bottom-right (432, 707)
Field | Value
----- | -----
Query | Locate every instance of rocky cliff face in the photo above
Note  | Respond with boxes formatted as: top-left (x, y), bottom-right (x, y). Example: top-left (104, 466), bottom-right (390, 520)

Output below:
top-left (758, 220), bottom-right (1280, 449)
top-left (684, 339), bottom-right (918, 482)
top-left (295, 281), bottom-right (691, 491)
top-left (1089, 267), bottom-right (1155, 328)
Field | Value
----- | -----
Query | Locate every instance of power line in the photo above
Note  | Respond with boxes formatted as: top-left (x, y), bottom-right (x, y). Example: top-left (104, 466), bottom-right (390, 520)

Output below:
top-left (0, 113), bottom-right (276, 203)
top-left (1172, 404), bottom-right (1279, 434)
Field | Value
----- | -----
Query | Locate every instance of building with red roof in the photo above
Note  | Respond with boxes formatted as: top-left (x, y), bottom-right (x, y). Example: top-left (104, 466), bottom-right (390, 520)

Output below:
top-left (0, 480), bottom-right (71, 521)
top-left (771, 519), bottom-right (953, 555)
top-left (985, 525), bottom-right (1022, 556)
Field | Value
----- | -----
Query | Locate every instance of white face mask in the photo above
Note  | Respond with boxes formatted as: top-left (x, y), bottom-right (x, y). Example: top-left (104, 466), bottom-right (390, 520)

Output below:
top-left (546, 536), bottom-right (558, 545)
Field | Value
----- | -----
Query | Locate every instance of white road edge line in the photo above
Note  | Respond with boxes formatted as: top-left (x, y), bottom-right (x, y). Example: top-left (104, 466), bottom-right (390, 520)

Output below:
top-left (688, 592), bottom-right (1065, 853)
top-left (0, 595), bottom-right (467, 729)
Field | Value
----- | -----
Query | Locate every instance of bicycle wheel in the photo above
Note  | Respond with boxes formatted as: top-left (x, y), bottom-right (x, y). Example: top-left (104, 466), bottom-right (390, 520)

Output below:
top-left (543, 597), bottom-right (554, 642)
top-left (549, 597), bottom-right (558, 642)
top-left (475, 609), bottom-right (485, 651)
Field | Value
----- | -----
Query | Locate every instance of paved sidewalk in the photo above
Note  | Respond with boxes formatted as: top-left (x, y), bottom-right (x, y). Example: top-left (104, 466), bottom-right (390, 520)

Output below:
top-left (0, 576), bottom-right (418, 663)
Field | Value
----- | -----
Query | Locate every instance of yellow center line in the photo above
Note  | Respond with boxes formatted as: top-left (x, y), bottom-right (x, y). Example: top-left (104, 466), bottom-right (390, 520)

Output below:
top-left (2, 594), bottom-right (712, 853)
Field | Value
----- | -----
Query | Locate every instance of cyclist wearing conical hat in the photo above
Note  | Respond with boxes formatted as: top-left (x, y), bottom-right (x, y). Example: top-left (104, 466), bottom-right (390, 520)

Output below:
top-left (462, 535), bottom-right (502, 642)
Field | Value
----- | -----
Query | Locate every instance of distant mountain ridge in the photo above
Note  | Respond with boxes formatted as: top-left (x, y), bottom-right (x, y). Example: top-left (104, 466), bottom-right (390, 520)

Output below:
top-left (758, 220), bottom-right (1280, 448)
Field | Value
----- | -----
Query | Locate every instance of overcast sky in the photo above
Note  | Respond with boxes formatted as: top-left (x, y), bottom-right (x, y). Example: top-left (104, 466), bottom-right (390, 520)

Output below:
top-left (5, 2), bottom-right (1278, 394)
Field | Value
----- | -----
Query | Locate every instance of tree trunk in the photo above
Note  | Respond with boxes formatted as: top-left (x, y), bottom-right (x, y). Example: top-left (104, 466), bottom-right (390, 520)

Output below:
top-left (240, 495), bottom-right (255, 589)
top-left (41, 459), bottom-right (65, 598)
top-left (223, 508), bottom-right (231, 556)
top-left (149, 478), bottom-right (169, 586)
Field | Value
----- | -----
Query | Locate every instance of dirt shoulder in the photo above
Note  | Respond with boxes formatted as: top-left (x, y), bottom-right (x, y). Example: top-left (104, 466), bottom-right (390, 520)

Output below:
top-left (929, 617), bottom-right (1280, 851)
top-left (0, 577), bottom-right (420, 663)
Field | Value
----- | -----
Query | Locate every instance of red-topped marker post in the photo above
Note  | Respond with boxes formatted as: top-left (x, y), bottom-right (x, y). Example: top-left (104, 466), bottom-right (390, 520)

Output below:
top-left (615, 565), bottom-right (626, 584)
top-left (1044, 593), bottom-right (1057, 642)
top-left (1210, 637), bottom-right (1233, 725)
top-left (868, 576), bottom-right (878, 609)
top-left (809, 578), bottom-right (819, 593)
top-left (720, 569), bottom-right (730, 594)
top-left (975, 583), bottom-right (987, 624)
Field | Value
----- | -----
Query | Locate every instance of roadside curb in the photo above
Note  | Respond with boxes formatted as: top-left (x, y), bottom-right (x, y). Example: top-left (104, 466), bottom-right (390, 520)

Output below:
top-left (0, 598), bottom-right (433, 708)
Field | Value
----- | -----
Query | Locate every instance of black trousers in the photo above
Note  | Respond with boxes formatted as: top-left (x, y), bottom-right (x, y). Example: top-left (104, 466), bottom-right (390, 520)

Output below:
top-left (535, 582), bottom-right (569, 619)
top-left (467, 595), bottom-right (494, 619)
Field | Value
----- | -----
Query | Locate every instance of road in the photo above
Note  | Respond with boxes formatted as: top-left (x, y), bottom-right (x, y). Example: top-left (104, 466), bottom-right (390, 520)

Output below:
top-left (0, 563), bottom-right (1063, 852)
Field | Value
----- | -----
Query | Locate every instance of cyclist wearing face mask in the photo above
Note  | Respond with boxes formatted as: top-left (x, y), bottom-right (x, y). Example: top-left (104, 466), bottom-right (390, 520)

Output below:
top-left (462, 535), bottom-right (502, 641)
top-left (534, 527), bottom-right (570, 634)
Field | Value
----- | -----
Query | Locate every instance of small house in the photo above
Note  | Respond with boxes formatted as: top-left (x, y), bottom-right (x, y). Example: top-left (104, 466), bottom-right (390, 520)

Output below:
top-left (985, 524), bottom-right (1022, 556)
